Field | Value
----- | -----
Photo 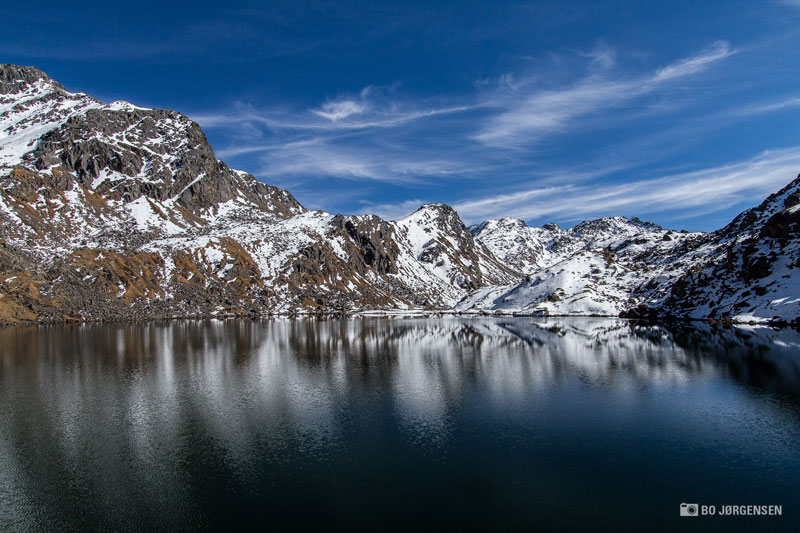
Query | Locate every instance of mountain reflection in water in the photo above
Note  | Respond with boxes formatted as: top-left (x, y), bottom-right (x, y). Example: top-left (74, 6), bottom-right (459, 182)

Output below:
top-left (0, 318), bottom-right (798, 531)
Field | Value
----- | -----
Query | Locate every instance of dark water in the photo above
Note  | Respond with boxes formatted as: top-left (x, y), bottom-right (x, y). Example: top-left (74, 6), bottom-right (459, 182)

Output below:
top-left (0, 318), bottom-right (799, 532)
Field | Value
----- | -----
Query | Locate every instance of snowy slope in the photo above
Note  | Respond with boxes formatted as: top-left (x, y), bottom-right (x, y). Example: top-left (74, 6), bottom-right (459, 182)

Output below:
top-left (0, 67), bottom-right (101, 169)
top-left (462, 178), bottom-right (800, 324)
top-left (657, 175), bottom-right (800, 323)
top-left (462, 215), bottom-right (707, 317)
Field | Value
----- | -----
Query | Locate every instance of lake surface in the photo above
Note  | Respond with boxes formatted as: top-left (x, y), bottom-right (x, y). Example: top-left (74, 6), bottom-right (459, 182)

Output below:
top-left (0, 318), bottom-right (799, 531)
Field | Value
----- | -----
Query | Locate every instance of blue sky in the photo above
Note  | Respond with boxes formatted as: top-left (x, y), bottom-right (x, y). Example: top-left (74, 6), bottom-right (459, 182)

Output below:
top-left (3, 0), bottom-right (800, 230)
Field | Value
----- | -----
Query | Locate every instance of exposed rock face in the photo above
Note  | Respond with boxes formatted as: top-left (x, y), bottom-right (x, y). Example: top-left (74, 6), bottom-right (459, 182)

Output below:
top-left (397, 203), bottom-right (518, 293)
top-left (0, 63), bottom-right (798, 325)
top-left (0, 65), bottom-right (53, 93)
top-left (330, 214), bottom-right (400, 276)
top-left (31, 105), bottom-right (299, 215)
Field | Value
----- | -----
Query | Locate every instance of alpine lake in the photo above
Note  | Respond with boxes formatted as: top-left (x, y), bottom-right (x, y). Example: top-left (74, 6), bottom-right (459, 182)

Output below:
top-left (0, 317), bottom-right (798, 531)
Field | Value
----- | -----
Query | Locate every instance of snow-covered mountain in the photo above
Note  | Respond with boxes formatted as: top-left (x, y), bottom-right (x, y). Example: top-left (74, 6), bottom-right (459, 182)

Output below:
top-left (462, 215), bottom-right (707, 317)
top-left (463, 181), bottom-right (800, 324)
top-left (1, 64), bottom-right (798, 325)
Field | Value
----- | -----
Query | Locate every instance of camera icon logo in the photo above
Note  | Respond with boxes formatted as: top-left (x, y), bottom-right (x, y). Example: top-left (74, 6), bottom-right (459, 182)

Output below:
top-left (680, 503), bottom-right (699, 517)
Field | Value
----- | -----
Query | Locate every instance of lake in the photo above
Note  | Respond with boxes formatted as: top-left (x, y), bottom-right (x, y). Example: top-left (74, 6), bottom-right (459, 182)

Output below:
top-left (0, 318), bottom-right (798, 531)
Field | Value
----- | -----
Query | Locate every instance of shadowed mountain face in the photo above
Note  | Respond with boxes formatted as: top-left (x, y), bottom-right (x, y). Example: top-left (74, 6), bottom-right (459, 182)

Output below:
top-left (0, 63), bottom-right (798, 324)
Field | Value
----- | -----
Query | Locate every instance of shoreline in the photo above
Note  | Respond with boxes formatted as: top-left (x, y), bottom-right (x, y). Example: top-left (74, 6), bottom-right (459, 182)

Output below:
top-left (1, 308), bottom-right (794, 329)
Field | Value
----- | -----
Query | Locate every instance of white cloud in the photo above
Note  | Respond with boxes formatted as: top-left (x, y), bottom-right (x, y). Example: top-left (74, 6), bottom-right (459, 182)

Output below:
top-left (579, 41), bottom-right (617, 68)
top-left (651, 41), bottom-right (733, 82)
top-left (736, 97), bottom-right (800, 116)
top-left (473, 79), bottom-right (630, 145)
top-left (194, 102), bottom-right (474, 132)
top-left (312, 100), bottom-right (367, 121)
top-left (261, 146), bottom-right (387, 181)
top-left (252, 141), bottom-right (477, 185)
top-left (216, 138), bottom-right (326, 159)
top-left (451, 147), bottom-right (800, 224)
top-left (198, 40), bottom-right (739, 177)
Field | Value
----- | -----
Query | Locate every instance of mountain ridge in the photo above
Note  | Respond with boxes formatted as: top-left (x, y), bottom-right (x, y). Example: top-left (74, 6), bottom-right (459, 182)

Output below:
top-left (1, 64), bottom-right (798, 325)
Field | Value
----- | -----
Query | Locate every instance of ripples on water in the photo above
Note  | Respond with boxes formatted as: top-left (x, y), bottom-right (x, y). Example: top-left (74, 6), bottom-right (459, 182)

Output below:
top-left (0, 318), bottom-right (798, 531)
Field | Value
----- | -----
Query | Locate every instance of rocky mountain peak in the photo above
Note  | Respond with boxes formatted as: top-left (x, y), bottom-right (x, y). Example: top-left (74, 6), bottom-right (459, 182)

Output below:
top-left (628, 216), bottom-right (663, 230)
top-left (414, 202), bottom-right (457, 215)
top-left (0, 63), bottom-right (303, 219)
top-left (469, 217), bottom-right (528, 237)
top-left (497, 217), bottom-right (528, 229)
top-left (572, 216), bottom-right (633, 235)
top-left (0, 64), bottom-right (58, 94)
top-left (407, 202), bottom-right (468, 234)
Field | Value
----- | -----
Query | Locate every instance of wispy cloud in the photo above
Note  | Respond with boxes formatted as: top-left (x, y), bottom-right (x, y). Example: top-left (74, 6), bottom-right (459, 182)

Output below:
top-left (198, 41), bottom-right (740, 190)
top-left (312, 99), bottom-right (367, 121)
top-left (735, 97), bottom-right (800, 116)
top-left (194, 102), bottom-right (476, 132)
top-left (451, 147), bottom-right (800, 224)
top-left (578, 41), bottom-right (617, 69)
top-left (252, 141), bottom-right (476, 185)
top-left (474, 41), bottom-right (734, 146)
top-left (189, 39), bottom-right (799, 230)
top-left (651, 41), bottom-right (732, 82)
top-left (216, 138), bottom-right (327, 159)
top-left (196, 85), bottom-right (486, 185)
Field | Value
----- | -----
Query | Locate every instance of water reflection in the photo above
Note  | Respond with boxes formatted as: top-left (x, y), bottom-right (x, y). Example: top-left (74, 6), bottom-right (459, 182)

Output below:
top-left (0, 318), bottom-right (798, 531)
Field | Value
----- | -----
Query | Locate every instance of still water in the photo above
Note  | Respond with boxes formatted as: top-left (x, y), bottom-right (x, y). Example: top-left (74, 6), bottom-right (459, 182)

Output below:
top-left (0, 318), bottom-right (798, 531)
